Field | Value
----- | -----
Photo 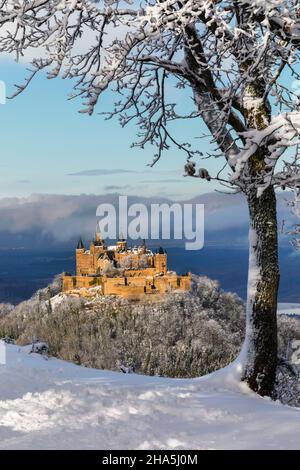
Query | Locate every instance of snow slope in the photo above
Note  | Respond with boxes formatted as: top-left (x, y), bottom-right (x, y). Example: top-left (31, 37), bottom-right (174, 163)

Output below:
top-left (0, 342), bottom-right (300, 450)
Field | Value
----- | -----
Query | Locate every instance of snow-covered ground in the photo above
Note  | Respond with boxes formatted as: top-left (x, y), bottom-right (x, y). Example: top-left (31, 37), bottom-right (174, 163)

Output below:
top-left (278, 303), bottom-right (300, 316)
top-left (0, 343), bottom-right (300, 450)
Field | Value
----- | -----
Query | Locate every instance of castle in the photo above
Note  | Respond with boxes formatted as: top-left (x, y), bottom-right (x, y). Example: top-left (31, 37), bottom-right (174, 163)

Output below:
top-left (62, 231), bottom-right (191, 298)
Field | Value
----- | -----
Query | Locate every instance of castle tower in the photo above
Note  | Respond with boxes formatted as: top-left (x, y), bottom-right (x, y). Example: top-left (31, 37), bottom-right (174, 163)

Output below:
top-left (95, 227), bottom-right (104, 245)
top-left (90, 227), bottom-right (105, 250)
top-left (77, 238), bottom-right (85, 250)
top-left (154, 247), bottom-right (167, 274)
top-left (116, 234), bottom-right (127, 251)
top-left (76, 238), bottom-right (85, 275)
top-left (91, 229), bottom-right (105, 273)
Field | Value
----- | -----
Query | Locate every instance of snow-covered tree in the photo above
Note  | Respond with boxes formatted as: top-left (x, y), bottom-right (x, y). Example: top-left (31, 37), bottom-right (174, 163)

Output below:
top-left (288, 188), bottom-right (300, 249)
top-left (118, 255), bottom-right (134, 269)
top-left (1, 0), bottom-right (300, 396)
top-left (101, 259), bottom-right (117, 275)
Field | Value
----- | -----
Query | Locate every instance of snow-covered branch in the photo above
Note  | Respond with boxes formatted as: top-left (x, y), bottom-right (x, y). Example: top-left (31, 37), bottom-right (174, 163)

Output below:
top-left (231, 112), bottom-right (300, 189)
top-left (0, 1), bottom-right (300, 190)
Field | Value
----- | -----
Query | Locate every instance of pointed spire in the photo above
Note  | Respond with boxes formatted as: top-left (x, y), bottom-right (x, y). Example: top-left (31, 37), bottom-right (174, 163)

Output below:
top-left (95, 230), bottom-right (102, 243)
top-left (94, 223), bottom-right (105, 246)
top-left (77, 238), bottom-right (84, 250)
top-left (119, 231), bottom-right (125, 242)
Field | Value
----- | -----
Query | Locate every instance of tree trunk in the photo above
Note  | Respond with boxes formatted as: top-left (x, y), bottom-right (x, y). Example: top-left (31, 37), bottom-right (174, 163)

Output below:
top-left (243, 185), bottom-right (280, 396)
top-left (190, 54), bottom-right (279, 396)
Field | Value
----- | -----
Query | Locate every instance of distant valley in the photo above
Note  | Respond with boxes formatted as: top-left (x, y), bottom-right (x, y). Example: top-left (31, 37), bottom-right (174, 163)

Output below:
top-left (0, 245), bottom-right (299, 304)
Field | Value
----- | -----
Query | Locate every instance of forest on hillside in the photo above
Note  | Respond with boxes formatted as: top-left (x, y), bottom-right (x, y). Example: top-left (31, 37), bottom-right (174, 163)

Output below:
top-left (0, 275), bottom-right (299, 387)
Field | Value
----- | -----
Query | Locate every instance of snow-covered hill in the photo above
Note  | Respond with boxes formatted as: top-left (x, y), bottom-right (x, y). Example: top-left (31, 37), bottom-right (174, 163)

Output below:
top-left (0, 342), bottom-right (300, 450)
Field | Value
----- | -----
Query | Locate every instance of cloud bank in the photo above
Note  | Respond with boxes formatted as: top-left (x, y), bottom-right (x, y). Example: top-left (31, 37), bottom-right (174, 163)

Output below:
top-left (0, 191), bottom-right (294, 249)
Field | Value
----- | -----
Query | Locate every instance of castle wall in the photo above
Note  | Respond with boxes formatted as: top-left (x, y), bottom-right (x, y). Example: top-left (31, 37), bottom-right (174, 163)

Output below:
top-left (63, 272), bottom-right (191, 297)
top-left (62, 275), bottom-right (76, 291)
top-left (123, 268), bottom-right (156, 277)
top-left (102, 278), bottom-right (145, 297)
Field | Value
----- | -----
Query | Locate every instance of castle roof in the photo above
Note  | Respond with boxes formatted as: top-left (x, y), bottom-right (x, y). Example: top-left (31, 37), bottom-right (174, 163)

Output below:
top-left (107, 251), bottom-right (115, 261)
top-left (77, 239), bottom-right (85, 250)
top-left (93, 240), bottom-right (104, 246)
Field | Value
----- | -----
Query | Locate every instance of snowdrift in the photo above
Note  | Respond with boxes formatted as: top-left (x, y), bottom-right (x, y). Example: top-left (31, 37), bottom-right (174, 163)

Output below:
top-left (0, 342), bottom-right (300, 450)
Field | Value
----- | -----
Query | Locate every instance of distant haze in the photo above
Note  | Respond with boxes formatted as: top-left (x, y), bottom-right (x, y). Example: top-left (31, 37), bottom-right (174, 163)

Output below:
top-left (0, 191), bottom-right (295, 250)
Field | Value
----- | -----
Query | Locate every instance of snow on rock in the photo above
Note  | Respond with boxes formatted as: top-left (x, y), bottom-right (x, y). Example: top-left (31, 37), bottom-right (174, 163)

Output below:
top-left (0, 342), bottom-right (300, 450)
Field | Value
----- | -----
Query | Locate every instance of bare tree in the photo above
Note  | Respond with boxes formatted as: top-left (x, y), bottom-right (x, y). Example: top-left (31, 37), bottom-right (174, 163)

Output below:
top-left (1, 0), bottom-right (300, 396)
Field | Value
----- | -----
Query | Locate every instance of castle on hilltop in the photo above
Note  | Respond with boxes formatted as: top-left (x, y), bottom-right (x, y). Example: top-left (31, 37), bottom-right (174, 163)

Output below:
top-left (62, 231), bottom-right (191, 298)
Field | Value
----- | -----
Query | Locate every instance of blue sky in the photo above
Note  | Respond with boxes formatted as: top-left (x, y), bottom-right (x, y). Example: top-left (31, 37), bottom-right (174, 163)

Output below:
top-left (0, 58), bottom-right (217, 200)
top-left (0, 54), bottom-right (297, 201)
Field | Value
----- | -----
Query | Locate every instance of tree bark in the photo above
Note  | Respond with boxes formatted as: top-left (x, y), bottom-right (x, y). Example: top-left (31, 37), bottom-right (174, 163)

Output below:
top-left (243, 185), bottom-right (279, 396)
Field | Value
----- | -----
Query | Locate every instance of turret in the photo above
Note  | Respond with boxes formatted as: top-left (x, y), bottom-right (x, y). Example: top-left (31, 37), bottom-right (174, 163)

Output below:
top-left (141, 239), bottom-right (147, 253)
top-left (76, 238), bottom-right (86, 276)
top-left (94, 229), bottom-right (104, 246)
top-left (91, 228), bottom-right (105, 260)
top-left (76, 238), bottom-right (85, 251)
top-left (154, 247), bottom-right (167, 274)
top-left (116, 233), bottom-right (127, 251)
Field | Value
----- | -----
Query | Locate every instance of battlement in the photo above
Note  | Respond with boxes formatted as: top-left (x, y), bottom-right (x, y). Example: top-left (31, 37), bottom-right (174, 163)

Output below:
top-left (62, 232), bottom-right (190, 298)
